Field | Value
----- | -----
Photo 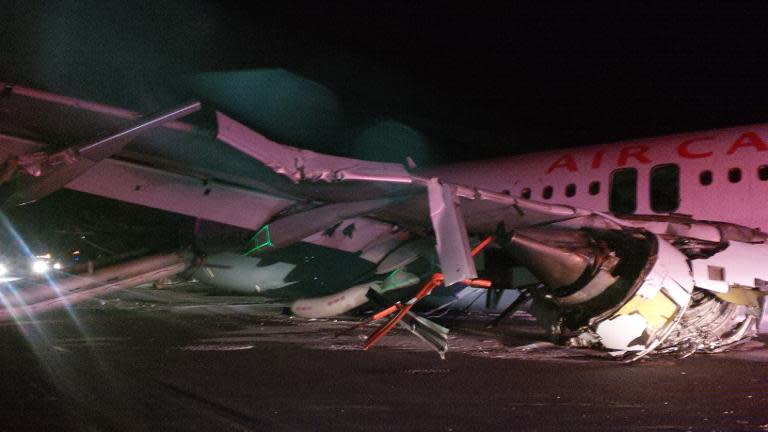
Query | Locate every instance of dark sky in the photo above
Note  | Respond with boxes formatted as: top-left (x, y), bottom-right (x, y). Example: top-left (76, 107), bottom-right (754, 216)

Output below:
top-left (5, 1), bottom-right (768, 255)
top-left (5, 1), bottom-right (768, 164)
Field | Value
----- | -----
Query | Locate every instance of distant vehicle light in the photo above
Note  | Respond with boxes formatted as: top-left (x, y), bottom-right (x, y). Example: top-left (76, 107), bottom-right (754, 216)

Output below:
top-left (32, 260), bottom-right (50, 274)
top-left (53, 262), bottom-right (63, 270)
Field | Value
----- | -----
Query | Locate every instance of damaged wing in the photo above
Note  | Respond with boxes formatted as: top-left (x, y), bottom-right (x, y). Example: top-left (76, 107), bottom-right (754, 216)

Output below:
top-left (4, 85), bottom-right (765, 361)
top-left (218, 112), bottom-right (768, 361)
top-left (0, 84), bottom-right (298, 230)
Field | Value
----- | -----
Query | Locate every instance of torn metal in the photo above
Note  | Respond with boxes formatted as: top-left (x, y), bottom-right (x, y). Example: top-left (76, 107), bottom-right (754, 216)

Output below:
top-left (3, 101), bottom-right (201, 207)
top-left (217, 108), bottom-right (767, 361)
top-left (520, 220), bottom-right (766, 361)
top-left (216, 112), bottom-right (412, 185)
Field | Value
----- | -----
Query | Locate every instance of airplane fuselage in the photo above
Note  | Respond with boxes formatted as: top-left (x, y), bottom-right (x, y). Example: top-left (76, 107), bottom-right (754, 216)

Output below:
top-left (4, 83), bottom-right (768, 360)
top-left (431, 124), bottom-right (768, 231)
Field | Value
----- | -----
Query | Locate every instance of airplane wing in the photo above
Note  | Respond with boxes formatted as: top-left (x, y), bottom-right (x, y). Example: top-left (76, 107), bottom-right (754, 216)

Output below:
top-left (0, 83), bottom-right (297, 230)
top-left (1, 84), bottom-right (762, 361)
top-left (216, 110), bottom-right (623, 282)
top-left (2, 83), bottom-right (604, 262)
top-left (215, 108), bottom-right (765, 362)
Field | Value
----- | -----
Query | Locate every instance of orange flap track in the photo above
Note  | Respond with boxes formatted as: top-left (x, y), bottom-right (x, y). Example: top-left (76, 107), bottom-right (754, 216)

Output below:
top-left (363, 236), bottom-right (494, 351)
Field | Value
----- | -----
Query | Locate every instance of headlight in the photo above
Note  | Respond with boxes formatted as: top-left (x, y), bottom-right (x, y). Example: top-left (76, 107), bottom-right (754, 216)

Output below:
top-left (0, 264), bottom-right (7, 276)
top-left (32, 260), bottom-right (50, 274)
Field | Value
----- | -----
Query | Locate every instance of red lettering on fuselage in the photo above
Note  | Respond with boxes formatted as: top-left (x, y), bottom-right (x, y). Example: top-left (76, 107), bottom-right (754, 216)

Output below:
top-left (545, 130), bottom-right (768, 174)
top-left (617, 145), bottom-right (651, 167)
top-left (727, 132), bottom-right (768, 154)
top-left (546, 154), bottom-right (578, 174)
top-left (591, 150), bottom-right (605, 169)
top-left (677, 137), bottom-right (713, 159)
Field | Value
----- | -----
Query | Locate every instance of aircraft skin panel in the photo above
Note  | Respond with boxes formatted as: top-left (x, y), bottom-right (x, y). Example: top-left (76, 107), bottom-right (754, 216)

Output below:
top-left (303, 217), bottom-right (406, 256)
top-left (0, 84), bottom-right (292, 194)
top-left (423, 124), bottom-right (768, 231)
top-left (217, 113), bottom-right (602, 236)
top-left (216, 111), bottom-right (411, 185)
top-left (66, 158), bottom-right (294, 231)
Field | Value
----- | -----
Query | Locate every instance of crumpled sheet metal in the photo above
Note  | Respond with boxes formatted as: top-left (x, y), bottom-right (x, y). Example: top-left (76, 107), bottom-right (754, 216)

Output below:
top-left (217, 112), bottom-right (412, 185)
top-left (218, 110), bottom-right (605, 232)
top-left (592, 236), bottom-right (694, 361)
top-left (659, 290), bottom-right (759, 355)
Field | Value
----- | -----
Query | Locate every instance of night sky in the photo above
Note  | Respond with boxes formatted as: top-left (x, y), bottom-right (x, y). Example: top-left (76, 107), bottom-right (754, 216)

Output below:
top-left (5, 1), bottom-right (768, 254)
top-left (4, 1), bottom-right (768, 162)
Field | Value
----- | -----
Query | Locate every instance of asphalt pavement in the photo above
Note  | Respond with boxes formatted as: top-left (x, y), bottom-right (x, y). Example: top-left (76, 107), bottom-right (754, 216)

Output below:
top-left (1, 287), bottom-right (767, 431)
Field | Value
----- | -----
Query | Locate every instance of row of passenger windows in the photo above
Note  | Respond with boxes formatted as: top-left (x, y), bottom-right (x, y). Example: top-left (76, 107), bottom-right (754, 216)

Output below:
top-left (519, 181), bottom-right (601, 200)
top-left (700, 165), bottom-right (768, 185)
top-left (518, 163), bottom-right (768, 215)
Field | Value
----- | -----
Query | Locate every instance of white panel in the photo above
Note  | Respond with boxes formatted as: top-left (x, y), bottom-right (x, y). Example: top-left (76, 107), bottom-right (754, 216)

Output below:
top-left (595, 314), bottom-right (648, 353)
top-left (427, 179), bottom-right (476, 285)
top-left (637, 237), bottom-right (694, 305)
top-left (692, 241), bottom-right (768, 292)
top-left (67, 158), bottom-right (293, 230)
top-left (304, 217), bottom-right (402, 253)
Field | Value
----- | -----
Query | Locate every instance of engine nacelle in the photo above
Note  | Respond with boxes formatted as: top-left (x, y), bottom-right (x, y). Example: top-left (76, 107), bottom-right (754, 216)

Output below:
top-left (509, 226), bottom-right (763, 360)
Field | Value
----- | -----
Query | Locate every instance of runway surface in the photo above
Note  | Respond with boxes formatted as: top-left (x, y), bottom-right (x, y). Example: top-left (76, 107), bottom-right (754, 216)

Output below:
top-left (1, 286), bottom-right (767, 431)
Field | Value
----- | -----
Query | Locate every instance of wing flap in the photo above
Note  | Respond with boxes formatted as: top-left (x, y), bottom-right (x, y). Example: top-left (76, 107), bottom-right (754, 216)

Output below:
top-left (67, 158), bottom-right (294, 230)
top-left (427, 178), bottom-right (477, 285)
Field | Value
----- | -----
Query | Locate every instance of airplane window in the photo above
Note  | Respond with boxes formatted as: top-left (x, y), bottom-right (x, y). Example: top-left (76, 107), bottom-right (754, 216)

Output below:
top-left (542, 186), bottom-right (553, 199)
top-left (609, 168), bottom-right (637, 214)
top-left (699, 170), bottom-right (713, 186)
top-left (589, 181), bottom-right (600, 195)
top-left (565, 183), bottom-right (576, 197)
top-left (521, 188), bottom-right (531, 199)
top-left (759, 165), bottom-right (768, 181)
top-left (650, 164), bottom-right (680, 213)
top-left (728, 167), bottom-right (742, 183)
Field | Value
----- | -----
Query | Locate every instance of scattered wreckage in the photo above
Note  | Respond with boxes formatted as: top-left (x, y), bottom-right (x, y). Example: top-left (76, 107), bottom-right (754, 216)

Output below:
top-left (292, 216), bottom-right (767, 361)
top-left (221, 118), bottom-right (767, 361)
top-left (1, 83), bottom-right (766, 363)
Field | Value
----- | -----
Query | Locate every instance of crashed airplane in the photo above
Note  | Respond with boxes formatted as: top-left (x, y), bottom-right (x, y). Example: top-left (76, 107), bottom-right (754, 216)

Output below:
top-left (1, 82), bottom-right (767, 361)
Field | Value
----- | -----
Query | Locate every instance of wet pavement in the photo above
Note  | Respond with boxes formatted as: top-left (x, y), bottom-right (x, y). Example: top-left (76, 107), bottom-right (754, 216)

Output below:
top-left (1, 287), bottom-right (768, 431)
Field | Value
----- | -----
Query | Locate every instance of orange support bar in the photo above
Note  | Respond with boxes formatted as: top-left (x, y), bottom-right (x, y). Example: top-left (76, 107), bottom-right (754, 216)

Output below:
top-left (464, 278), bottom-right (492, 288)
top-left (471, 235), bottom-right (494, 257)
top-left (364, 235), bottom-right (495, 351)
top-left (364, 273), bottom-right (444, 351)
top-left (371, 304), bottom-right (400, 321)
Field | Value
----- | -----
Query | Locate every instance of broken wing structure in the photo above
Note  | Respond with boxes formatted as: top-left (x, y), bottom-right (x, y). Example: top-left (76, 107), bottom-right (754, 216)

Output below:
top-left (220, 115), bottom-right (768, 361)
top-left (1, 83), bottom-right (766, 361)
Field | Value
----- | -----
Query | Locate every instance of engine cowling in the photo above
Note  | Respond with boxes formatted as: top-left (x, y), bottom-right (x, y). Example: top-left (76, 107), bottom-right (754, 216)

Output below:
top-left (508, 228), bottom-right (697, 360)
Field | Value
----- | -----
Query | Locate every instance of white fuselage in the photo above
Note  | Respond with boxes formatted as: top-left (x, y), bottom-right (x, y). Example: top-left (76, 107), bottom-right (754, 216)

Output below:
top-left (430, 123), bottom-right (768, 231)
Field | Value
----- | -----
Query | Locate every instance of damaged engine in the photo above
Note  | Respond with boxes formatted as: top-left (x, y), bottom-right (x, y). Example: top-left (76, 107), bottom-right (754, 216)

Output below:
top-left (508, 217), bottom-right (767, 361)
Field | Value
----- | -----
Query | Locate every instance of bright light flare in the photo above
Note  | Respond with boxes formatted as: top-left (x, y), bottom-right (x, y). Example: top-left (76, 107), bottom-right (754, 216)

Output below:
top-left (53, 262), bottom-right (63, 270)
top-left (0, 263), bottom-right (7, 276)
top-left (32, 260), bottom-right (50, 274)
